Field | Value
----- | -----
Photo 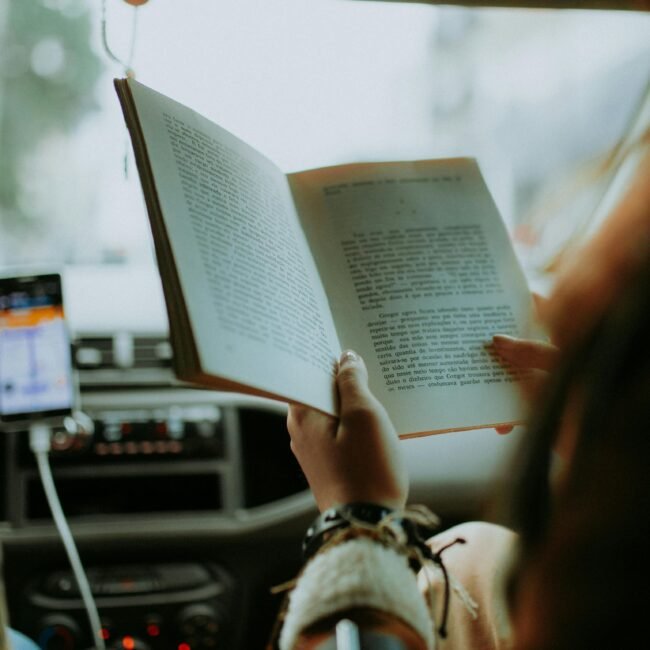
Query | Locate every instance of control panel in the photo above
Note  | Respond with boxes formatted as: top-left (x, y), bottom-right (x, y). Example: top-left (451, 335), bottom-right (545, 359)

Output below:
top-left (21, 563), bottom-right (235, 650)
top-left (43, 401), bottom-right (225, 464)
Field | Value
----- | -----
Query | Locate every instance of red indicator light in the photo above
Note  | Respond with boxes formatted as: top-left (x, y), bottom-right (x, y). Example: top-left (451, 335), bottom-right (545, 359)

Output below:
top-left (122, 636), bottom-right (136, 650)
top-left (101, 628), bottom-right (110, 640)
top-left (146, 624), bottom-right (160, 637)
top-left (178, 644), bottom-right (191, 650)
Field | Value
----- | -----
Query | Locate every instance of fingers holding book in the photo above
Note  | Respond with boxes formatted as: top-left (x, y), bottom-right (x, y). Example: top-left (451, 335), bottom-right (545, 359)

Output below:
top-left (490, 334), bottom-right (560, 434)
top-left (287, 350), bottom-right (408, 513)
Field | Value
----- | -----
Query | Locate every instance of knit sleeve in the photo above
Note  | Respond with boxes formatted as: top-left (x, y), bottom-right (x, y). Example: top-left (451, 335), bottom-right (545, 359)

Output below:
top-left (279, 537), bottom-right (435, 650)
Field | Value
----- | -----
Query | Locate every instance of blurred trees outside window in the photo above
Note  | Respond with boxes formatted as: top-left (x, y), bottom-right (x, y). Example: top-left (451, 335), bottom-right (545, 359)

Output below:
top-left (0, 1), bottom-right (648, 279)
top-left (0, 0), bottom-right (103, 265)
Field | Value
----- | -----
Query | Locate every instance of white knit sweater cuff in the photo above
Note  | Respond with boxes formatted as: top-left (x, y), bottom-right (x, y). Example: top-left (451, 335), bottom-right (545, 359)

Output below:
top-left (279, 538), bottom-right (435, 650)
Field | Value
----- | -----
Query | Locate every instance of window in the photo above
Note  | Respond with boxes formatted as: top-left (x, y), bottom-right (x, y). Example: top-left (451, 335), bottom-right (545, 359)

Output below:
top-left (1, 0), bottom-right (648, 280)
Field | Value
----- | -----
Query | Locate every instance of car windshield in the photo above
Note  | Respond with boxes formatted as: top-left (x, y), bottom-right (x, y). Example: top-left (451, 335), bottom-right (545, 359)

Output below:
top-left (1, 0), bottom-right (649, 279)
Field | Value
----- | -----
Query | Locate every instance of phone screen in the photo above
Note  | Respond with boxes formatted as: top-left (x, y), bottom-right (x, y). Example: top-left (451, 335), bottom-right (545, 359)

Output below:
top-left (0, 274), bottom-right (75, 422)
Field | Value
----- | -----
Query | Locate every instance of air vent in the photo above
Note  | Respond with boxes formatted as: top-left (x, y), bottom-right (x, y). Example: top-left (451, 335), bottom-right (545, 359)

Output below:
top-left (74, 337), bottom-right (114, 369)
top-left (133, 336), bottom-right (173, 369)
top-left (74, 335), bottom-right (172, 370)
top-left (73, 333), bottom-right (175, 387)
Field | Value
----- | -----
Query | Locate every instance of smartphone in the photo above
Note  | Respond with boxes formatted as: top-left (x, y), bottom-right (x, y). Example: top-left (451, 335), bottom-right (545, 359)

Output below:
top-left (0, 273), bottom-right (76, 424)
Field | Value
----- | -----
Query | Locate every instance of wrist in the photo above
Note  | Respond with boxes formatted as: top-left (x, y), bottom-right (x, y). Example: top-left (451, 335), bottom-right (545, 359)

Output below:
top-left (303, 502), bottom-right (395, 561)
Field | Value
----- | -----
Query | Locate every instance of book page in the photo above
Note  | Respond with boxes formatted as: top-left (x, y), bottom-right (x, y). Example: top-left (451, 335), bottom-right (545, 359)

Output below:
top-left (290, 159), bottom-right (536, 436)
top-left (127, 80), bottom-right (340, 414)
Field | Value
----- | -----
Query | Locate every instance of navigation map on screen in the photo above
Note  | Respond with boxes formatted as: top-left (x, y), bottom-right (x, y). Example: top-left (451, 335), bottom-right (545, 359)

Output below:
top-left (0, 275), bottom-right (74, 421)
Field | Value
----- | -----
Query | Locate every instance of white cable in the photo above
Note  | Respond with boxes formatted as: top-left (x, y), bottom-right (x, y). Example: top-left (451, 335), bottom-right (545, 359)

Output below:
top-left (29, 424), bottom-right (107, 650)
top-left (336, 620), bottom-right (361, 650)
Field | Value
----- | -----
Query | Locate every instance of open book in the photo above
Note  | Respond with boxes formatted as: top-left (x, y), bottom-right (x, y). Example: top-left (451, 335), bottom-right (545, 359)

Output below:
top-left (115, 78), bottom-right (536, 438)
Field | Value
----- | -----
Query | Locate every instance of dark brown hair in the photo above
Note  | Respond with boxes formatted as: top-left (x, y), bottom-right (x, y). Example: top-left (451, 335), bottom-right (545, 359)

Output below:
top-left (505, 245), bottom-right (650, 648)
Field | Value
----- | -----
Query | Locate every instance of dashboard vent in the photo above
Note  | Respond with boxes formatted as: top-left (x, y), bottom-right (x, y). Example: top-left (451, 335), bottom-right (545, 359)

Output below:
top-left (74, 337), bottom-right (114, 369)
top-left (133, 336), bottom-right (173, 369)
top-left (74, 333), bottom-right (175, 387)
top-left (75, 335), bottom-right (172, 370)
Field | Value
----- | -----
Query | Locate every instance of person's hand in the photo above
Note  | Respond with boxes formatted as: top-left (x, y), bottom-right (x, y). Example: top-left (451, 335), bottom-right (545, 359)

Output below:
top-left (491, 334), bottom-right (560, 434)
top-left (287, 350), bottom-right (408, 512)
top-left (490, 293), bottom-right (559, 434)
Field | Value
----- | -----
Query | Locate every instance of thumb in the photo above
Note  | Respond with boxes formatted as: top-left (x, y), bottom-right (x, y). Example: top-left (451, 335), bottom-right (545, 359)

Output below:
top-left (336, 350), bottom-right (373, 416)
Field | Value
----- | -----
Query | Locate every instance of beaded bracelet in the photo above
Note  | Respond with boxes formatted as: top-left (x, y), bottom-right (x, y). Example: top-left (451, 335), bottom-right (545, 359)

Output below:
top-left (302, 503), bottom-right (394, 561)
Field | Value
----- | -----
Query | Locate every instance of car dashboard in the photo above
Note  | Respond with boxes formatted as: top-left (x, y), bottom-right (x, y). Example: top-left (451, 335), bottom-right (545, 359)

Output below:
top-left (0, 265), bottom-right (519, 649)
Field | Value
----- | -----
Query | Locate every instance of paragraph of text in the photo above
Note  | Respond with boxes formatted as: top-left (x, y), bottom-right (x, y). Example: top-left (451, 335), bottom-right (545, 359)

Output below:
top-left (164, 113), bottom-right (334, 375)
top-left (369, 305), bottom-right (523, 392)
top-left (341, 225), bottom-right (503, 311)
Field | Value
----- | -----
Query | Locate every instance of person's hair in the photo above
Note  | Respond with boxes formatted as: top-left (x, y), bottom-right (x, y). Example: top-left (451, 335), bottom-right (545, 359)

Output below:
top-left (503, 245), bottom-right (650, 648)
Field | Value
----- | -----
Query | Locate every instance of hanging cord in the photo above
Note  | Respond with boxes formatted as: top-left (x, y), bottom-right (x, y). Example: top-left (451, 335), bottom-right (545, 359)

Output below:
top-left (101, 0), bottom-right (141, 177)
top-left (100, 0), bottom-right (139, 77)
top-left (380, 508), bottom-right (471, 638)
top-left (428, 537), bottom-right (466, 638)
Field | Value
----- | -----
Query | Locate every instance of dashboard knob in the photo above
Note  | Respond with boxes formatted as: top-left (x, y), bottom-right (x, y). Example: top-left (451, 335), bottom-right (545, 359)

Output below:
top-left (37, 614), bottom-right (80, 650)
top-left (177, 603), bottom-right (221, 648)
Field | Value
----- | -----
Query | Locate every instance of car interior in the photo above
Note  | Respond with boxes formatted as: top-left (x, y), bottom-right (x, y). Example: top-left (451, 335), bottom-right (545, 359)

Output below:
top-left (0, 1), bottom-right (648, 649)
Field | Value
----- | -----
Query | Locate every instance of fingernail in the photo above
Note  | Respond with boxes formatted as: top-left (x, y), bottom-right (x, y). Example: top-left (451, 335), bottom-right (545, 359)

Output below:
top-left (340, 350), bottom-right (360, 366)
top-left (492, 334), bottom-right (517, 347)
